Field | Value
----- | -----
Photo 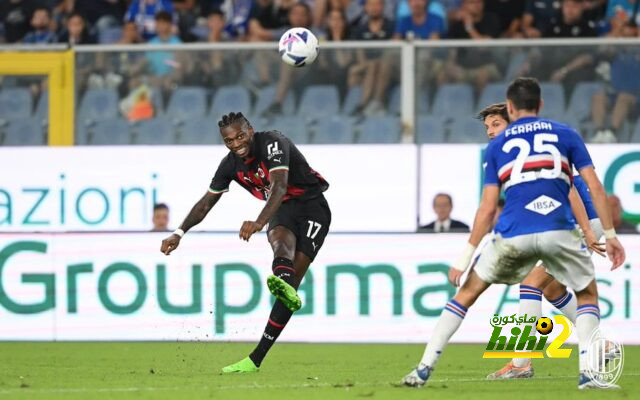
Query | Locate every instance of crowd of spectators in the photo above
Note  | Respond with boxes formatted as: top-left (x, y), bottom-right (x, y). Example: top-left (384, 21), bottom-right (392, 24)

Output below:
top-left (1, 0), bottom-right (637, 46)
top-left (1, 0), bottom-right (639, 143)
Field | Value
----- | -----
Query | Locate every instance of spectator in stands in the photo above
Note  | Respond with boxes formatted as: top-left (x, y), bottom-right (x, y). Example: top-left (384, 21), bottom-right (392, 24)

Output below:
top-left (171, 0), bottom-right (197, 41)
top-left (521, 0), bottom-right (561, 38)
top-left (545, 0), bottom-right (597, 37)
top-left (310, 0), bottom-right (350, 30)
top-left (0, 0), bottom-right (36, 43)
top-left (219, 0), bottom-right (253, 40)
top-left (125, 0), bottom-right (174, 41)
top-left (313, 9), bottom-right (353, 96)
top-left (604, 0), bottom-right (640, 37)
top-left (184, 9), bottom-right (241, 88)
top-left (608, 194), bottom-right (638, 233)
top-left (145, 11), bottom-right (183, 91)
top-left (394, 0), bottom-right (446, 39)
top-left (58, 12), bottom-right (96, 44)
top-left (349, 0), bottom-right (395, 116)
top-left (438, 0), bottom-right (501, 92)
top-left (262, 2), bottom-right (316, 116)
top-left (485, 0), bottom-right (525, 37)
top-left (590, 49), bottom-right (640, 142)
top-left (73, 0), bottom-right (128, 34)
top-left (419, 193), bottom-right (469, 233)
top-left (23, 7), bottom-right (57, 44)
top-left (248, 0), bottom-right (293, 41)
top-left (395, 0), bottom-right (448, 28)
top-left (119, 18), bottom-right (143, 43)
top-left (152, 203), bottom-right (170, 231)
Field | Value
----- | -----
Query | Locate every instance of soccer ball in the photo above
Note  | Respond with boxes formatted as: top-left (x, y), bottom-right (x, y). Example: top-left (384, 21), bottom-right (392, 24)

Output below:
top-left (278, 28), bottom-right (318, 67)
top-left (536, 317), bottom-right (554, 335)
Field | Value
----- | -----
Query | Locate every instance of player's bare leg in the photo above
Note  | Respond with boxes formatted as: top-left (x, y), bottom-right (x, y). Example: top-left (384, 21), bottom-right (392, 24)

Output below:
top-left (221, 226), bottom-right (305, 373)
top-left (403, 271), bottom-right (490, 387)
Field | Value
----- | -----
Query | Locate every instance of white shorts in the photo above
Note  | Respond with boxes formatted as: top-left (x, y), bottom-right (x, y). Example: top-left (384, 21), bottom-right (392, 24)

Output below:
top-left (533, 218), bottom-right (603, 268)
top-left (474, 229), bottom-right (595, 292)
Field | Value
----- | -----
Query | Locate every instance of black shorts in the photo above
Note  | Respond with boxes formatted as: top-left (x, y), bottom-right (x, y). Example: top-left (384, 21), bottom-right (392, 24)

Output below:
top-left (267, 195), bottom-right (331, 261)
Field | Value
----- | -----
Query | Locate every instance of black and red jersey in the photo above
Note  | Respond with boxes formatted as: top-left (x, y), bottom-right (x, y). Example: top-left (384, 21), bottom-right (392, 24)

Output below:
top-left (209, 131), bottom-right (329, 201)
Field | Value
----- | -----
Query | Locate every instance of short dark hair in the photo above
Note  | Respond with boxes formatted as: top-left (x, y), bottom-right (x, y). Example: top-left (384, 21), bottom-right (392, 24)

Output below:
top-left (155, 11), bottom-right (173, 22)
top-left (506, 77), bottom-right (541, 112)
top-left (207, 8), bottom-right (224, 18)
top-left (433, 193), bottom-right (453, 207)
top-left (477, 102), bottom-right (509, 123)
top-left (153, 203), bottom-right (169, 212)
top-left (218, 112), bottom-right (250, 129)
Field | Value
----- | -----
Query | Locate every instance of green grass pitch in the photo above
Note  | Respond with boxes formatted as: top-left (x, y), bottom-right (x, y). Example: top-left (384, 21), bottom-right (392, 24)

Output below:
top-left (0, 343), bottom-right (637, 399)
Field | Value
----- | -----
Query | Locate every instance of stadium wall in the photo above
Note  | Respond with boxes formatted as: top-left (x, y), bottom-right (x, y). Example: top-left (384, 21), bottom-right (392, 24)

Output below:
top-left (0, 232), bottom-right (637, 343)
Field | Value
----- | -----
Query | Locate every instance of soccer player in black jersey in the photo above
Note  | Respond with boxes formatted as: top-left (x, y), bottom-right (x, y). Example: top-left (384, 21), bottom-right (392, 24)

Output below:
top-left (160, 112), bottom-right (331, 373)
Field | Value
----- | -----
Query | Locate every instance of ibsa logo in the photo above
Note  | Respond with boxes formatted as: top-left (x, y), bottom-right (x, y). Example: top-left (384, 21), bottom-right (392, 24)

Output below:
top-left (525, 195), bottom-right (561, 215)
top-left (483, 315), bottom-right (573, 359)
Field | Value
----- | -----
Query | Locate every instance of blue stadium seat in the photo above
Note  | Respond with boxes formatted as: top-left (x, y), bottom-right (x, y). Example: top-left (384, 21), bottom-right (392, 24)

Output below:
top-left (389, 85), bottom-right (429, 115)
top-left (271, 116), bottom-right (309, 144)
top-left (210, 85), bottom-right (252, 120)
top-left (253, 85), bottom-right (296, 117)
top-left (567, 81), bottom-right (602, 123)
top-left (431, 84), bottom-right (474, 119)
top-left (99, 27), bottom-right (123, 44)
top-left (179, 117), bottom-right (221, 144)
top-left (135, 117), bottom-right (176, 144)
top-left (166, 87), bottom-right (207, 123)
top-left (297, 85), bottom-right (340, 120)
top-left (312, 117), bottom-right (353, 144)
top-left (357, 116), bottom-right (401, 143)
top-left (77, 89), bottom-right (119, 124)
top-left (341, 85), bottom-right (362, 115)
top-left (2, 118), bottom-right (44, 146)
top-left (478, 83), bottom-right (507, 110)
top-left (416, 116), bottom-right (445, 143)
top-left (0, 88), bottom-right (33, 120)
top-left (539, 82), bottom-right (566, 120)
top-left (89, 118), bottom-right (131, 145)
top-left (448, 117), bottom-right (485, 143)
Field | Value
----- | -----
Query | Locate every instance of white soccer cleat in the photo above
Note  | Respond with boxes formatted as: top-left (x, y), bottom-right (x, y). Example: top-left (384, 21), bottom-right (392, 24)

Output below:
top-left (578, 373), bottom-right (620, 390)
top-left (401, 364), bottom-right (432, 387)
top-left (486, 360), bottom-right (534, 380)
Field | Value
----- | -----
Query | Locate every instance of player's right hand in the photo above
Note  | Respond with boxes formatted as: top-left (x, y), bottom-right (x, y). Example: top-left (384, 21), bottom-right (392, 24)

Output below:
top-left (161, 234), bottom-right (181, 255)
top-left (605, 237), bottom-right (626, 270)
top-left (583, 229), bottom-right (606, 257)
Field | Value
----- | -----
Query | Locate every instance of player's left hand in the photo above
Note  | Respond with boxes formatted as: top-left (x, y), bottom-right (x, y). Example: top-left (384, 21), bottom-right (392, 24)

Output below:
top-left (448, 268), bottom-right (464, 287)
top-left (239, 221), bottom-right (264, 241)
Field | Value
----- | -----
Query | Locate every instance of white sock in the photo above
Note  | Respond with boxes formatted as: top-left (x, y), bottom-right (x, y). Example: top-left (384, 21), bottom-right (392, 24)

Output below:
top-left (419, 299), bottom-right (467, 368)
top-left (576, 304), bottom-right (600, 373)
top-left (548, 290), bottom-right (577, 325)
top-left (513, 284), bottom-right (542, 368)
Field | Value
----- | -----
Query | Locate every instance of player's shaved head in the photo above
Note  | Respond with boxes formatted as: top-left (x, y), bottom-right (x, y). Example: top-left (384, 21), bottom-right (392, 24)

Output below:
top-left (506, 77), bottom-right (541, 113)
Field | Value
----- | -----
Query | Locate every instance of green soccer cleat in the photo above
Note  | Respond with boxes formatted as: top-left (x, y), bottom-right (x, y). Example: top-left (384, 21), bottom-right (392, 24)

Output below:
top-left (220, 357), bottom-right (259, 374)
top-left (267, 275), bottom-right (302, 312)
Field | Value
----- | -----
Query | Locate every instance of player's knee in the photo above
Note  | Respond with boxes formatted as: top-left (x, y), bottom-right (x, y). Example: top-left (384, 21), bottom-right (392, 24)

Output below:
top-left (271, 240), bottom-right (295, 259)
top-left (543, 281), bottom-right (567, 302)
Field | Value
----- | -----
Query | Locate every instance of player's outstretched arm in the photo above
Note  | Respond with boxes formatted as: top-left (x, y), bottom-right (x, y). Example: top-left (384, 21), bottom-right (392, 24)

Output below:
top-left (568, 186), bottom-right (605, 256)
top-left (160, 192), bottom-right (222, 255)
top-left (578, 166), bottom-right (626, 269)
top-left (239, 169), bottom-right (289, 241)
top-left (449, 185), bottom-right (500, 286)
